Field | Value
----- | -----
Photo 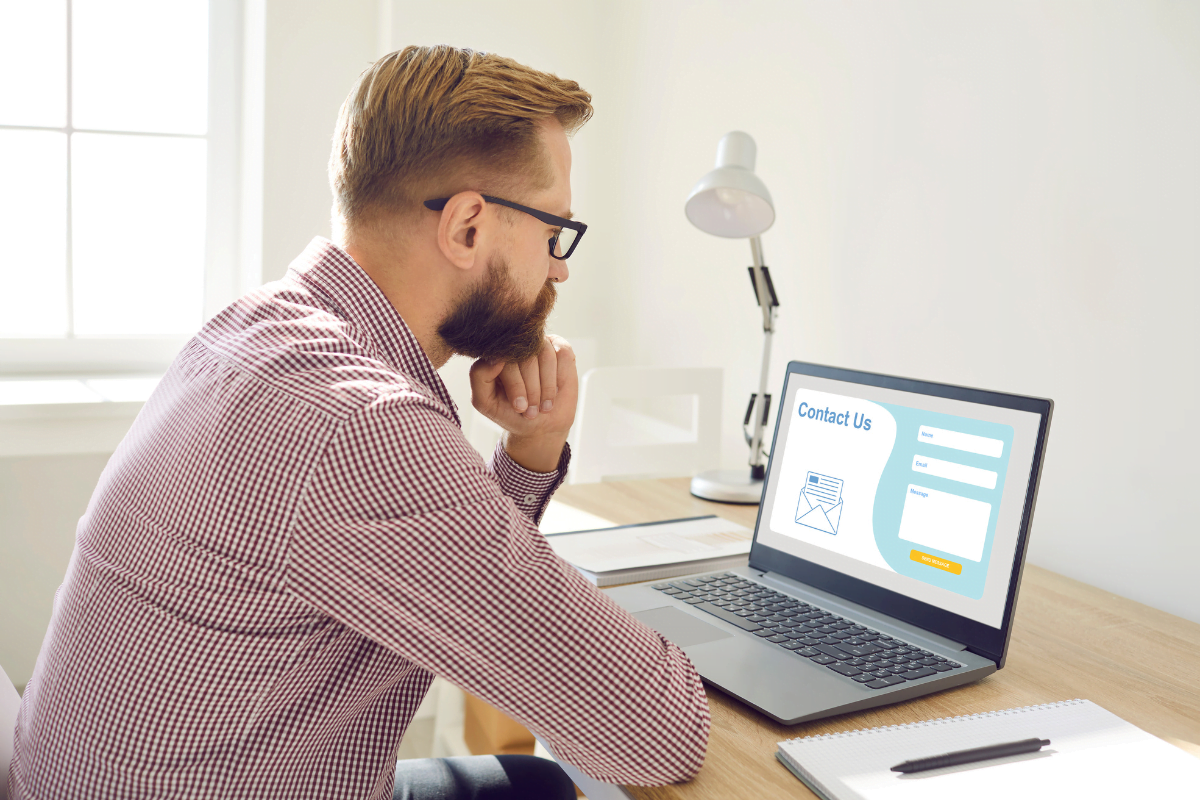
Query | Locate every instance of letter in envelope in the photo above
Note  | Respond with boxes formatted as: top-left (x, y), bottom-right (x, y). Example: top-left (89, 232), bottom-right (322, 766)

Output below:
top-left (796, 471), bottom-right (844, 535)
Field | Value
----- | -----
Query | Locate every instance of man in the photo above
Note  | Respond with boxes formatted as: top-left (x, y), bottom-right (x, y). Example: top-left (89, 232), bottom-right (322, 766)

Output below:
top-left (8, 45), bottom-right (710, 800)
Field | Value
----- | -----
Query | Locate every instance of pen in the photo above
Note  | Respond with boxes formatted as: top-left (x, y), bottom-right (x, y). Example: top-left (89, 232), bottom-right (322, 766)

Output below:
top-left (890, 737), bottom-right (1051, 773)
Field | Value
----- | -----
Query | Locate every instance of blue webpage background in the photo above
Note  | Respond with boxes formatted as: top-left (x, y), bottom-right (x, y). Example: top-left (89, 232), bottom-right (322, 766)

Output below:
top-left (875, 402), bottom-right (1013, 598)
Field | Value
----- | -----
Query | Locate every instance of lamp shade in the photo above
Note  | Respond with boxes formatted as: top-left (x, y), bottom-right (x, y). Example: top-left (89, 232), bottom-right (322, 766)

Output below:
top-left (685, 131), bottom-right (775, 238)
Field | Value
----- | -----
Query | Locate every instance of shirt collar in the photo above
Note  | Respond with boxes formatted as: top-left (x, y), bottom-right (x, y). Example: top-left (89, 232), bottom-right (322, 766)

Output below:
top-left (285, 237), bottom-right (460, 426)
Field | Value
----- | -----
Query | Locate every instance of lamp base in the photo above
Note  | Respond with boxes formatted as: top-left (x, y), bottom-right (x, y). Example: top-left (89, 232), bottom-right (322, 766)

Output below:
top-left (690, 469), bottom-right (764, 505)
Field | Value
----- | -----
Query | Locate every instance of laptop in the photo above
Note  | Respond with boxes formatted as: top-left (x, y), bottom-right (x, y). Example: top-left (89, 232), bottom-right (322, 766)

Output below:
top-left (605, 361), bottom-right (1053, 724)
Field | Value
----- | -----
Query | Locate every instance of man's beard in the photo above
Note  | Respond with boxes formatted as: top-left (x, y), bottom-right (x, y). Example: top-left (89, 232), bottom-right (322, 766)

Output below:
top-left (437, 255), bottom-right (557, 363)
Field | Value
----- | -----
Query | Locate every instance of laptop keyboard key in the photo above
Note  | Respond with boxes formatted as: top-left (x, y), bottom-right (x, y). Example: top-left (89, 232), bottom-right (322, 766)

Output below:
top-left (828, 663), bottom-right (863, 677)
top-left (813, 644), bottom-right (852, 661)
top-left (852, 674), bottom-right (876, 683)
top-left (865, 675), bottom-right (906, 689)
top-left (932, 662), bottom-right (955, 672)
top-left (767, 635), bottom-right (789, 643)
top-left (687, 602), bottom-right (764, 632)
top-left (901, 667), bottom-right (937, 680)
top-left (809, 655), bottom-right (836, 665)
top-left (753, 629), bottom-right (775, 637)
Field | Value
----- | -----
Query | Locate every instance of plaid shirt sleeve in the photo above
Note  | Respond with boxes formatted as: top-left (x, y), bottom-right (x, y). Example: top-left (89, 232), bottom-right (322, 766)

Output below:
top-left (487, 440), bottom-right (569, 526)
top-left (285, 394), bottom-right (711, 785)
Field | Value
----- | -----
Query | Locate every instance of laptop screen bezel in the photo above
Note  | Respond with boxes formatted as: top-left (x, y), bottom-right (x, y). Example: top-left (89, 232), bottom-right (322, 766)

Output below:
top-left (748, 361), bottom-right (1053, 667)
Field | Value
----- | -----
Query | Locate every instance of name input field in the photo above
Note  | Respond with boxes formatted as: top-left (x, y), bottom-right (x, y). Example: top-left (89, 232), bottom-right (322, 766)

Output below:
top-left (917, 425), bottom-right (1004, 457)
top-left (912, 455), bottom-right (998, 489)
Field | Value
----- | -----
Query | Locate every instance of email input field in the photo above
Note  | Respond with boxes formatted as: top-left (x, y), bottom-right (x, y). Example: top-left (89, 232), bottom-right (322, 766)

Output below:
top-left (917, 425), bottom-right (1004, 457)
top-left (912, 455), bottom-right (997, 489)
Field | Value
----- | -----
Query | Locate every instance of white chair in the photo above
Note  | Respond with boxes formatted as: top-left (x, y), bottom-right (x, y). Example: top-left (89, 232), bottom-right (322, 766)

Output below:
top-left (569, 367), bottom-right (722, 484)
top-left (1, 663), bottom-right (21, 800)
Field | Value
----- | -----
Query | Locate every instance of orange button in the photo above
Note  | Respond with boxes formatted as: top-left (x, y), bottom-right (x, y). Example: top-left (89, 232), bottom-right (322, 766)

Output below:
top-left (909, 549), bottom-right (962, 575)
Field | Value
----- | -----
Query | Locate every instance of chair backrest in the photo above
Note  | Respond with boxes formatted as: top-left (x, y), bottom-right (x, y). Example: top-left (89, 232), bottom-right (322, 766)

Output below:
top-left (0, 663), bottom-right (21, 800)
top-left (570, 367), bottom-right (722, 484)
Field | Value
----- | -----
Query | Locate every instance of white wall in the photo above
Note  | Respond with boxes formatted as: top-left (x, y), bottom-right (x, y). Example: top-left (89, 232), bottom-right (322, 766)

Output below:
top-left (387, 0), bottom-right (1200, 624)
top-left (258, 0), bottom-right (380, 281)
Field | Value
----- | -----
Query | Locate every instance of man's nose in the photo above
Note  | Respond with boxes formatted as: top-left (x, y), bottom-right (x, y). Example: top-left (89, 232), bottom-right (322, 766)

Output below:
top-left (549, 258), bottom-right (569, 284)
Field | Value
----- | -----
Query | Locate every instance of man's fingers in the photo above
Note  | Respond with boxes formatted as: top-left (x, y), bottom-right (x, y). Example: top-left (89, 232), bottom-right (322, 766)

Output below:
top-left (498, 362), bottom-right (529, 413)
top-left (517, 358), bottom-right (541, 417)
top-left (550, 334), bottom-right (576, 391)
top-left (469, 358), bottom-right (506, 386)
top-left (537, 339), bottom-right (557, 412)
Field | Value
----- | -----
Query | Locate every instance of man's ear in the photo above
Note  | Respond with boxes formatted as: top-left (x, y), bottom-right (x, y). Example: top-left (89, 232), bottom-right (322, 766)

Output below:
top-left (436, 192), bottom-right (488, 272)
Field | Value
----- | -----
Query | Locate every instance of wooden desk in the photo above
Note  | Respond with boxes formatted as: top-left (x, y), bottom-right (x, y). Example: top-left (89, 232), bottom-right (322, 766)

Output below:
top-left (551, 478), bottom-right (1200, 800)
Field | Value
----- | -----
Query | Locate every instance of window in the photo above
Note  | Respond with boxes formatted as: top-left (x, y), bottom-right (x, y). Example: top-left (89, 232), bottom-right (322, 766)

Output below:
top-left (0, 0), bottom-right (246, 372)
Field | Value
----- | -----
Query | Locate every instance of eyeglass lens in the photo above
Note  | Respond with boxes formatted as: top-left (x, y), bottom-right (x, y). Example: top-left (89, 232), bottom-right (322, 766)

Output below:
top-left (552, 227), bottom-right (579, 258)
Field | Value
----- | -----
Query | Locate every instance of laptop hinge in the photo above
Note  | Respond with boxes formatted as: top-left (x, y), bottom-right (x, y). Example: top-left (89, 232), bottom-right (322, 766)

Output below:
top-left (754, 569), bottom-right (971, 654)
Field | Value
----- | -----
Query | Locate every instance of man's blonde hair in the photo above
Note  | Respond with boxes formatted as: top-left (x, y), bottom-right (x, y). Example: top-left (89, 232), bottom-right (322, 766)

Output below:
top-left (330, 45), bottom-right (593, 230)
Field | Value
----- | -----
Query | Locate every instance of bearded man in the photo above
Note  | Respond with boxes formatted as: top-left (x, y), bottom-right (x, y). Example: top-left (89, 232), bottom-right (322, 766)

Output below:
top-left (8, 46), bottom-right (709, 800)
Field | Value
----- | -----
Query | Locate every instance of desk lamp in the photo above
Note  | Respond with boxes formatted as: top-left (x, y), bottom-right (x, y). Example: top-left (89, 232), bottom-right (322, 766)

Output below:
top-left (685, 131), bottom-right (778, 504)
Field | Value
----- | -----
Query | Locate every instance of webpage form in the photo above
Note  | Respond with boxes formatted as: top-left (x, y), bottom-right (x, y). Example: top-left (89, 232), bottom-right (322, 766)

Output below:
top-left (758, 375), bottom-right (1042, 628)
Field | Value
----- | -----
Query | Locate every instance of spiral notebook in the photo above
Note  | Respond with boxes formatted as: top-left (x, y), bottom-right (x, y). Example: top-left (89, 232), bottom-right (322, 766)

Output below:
top-left (776, 699), bottom-right (1199, 800)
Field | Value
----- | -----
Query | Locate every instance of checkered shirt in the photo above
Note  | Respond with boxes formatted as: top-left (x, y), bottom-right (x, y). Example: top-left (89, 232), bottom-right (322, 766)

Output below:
top-left (9, 238), bottom-right (710, 799)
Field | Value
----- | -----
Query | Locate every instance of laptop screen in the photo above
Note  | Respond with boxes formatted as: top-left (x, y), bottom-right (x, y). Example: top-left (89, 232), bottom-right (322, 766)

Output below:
top-left (755, 366), bottom-right (1047, 630)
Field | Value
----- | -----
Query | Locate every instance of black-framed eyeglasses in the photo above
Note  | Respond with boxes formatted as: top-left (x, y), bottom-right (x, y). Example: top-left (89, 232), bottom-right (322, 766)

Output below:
top-left (423, 195), bottom-right (587, 261)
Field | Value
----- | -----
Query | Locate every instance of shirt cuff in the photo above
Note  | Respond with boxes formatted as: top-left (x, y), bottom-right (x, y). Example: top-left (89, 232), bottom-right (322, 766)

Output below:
top-left (489, 441), bottom-right (571, 525)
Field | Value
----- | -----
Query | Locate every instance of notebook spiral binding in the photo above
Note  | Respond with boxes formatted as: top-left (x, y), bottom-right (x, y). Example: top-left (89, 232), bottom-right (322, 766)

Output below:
top-left (781, 699), bottom-right (1086, 744)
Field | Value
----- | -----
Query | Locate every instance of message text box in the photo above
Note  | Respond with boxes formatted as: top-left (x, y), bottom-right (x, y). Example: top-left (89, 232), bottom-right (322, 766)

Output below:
top-left (897, 484), bottom-right (992, 562)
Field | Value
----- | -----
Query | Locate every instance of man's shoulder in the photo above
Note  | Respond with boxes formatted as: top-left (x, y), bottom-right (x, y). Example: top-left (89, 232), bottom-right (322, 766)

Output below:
top-left (189, 279), bottom-right (450, 423)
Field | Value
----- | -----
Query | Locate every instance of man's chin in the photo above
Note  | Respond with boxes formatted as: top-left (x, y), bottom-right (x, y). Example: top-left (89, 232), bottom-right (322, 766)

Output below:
top-left (453, 328), bottom-right (547, 363)
top-left (439, 277), bottom-right (556, 364)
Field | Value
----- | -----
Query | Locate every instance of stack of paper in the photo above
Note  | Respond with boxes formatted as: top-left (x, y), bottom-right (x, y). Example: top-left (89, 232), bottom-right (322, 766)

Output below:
top-left (544, 515), bottom-right (753, 586)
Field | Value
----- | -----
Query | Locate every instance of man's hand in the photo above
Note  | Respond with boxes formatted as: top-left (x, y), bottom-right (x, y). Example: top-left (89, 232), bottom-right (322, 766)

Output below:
top-left (469, 334), bottom-right (578, 473)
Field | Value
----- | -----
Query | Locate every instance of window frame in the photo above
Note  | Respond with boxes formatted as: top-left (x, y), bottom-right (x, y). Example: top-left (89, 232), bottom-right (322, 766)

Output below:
top-left (0, 0), bottom-right (256, 377)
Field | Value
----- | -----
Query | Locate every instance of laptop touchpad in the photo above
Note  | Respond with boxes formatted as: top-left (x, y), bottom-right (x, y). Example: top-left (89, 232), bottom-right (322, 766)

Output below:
top-left (632, 607), bottom-right (734, 648)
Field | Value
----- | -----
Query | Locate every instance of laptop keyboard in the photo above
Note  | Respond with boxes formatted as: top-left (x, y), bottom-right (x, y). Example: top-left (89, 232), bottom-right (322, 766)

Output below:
top-left (651, 573), bottom-right (963, 690)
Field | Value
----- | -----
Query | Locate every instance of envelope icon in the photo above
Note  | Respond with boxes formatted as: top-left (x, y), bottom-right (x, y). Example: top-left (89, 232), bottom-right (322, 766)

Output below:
top-left (796, 488), bottom-right (843, 535)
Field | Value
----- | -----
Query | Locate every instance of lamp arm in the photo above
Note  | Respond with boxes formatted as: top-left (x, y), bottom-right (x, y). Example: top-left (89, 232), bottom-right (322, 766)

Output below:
top-left (748, 236), bottom-right (776, 476)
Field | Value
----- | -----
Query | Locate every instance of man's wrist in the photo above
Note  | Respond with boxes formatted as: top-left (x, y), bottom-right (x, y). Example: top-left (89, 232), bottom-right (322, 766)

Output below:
top-left (502, 430), bottom-right (568, 474)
